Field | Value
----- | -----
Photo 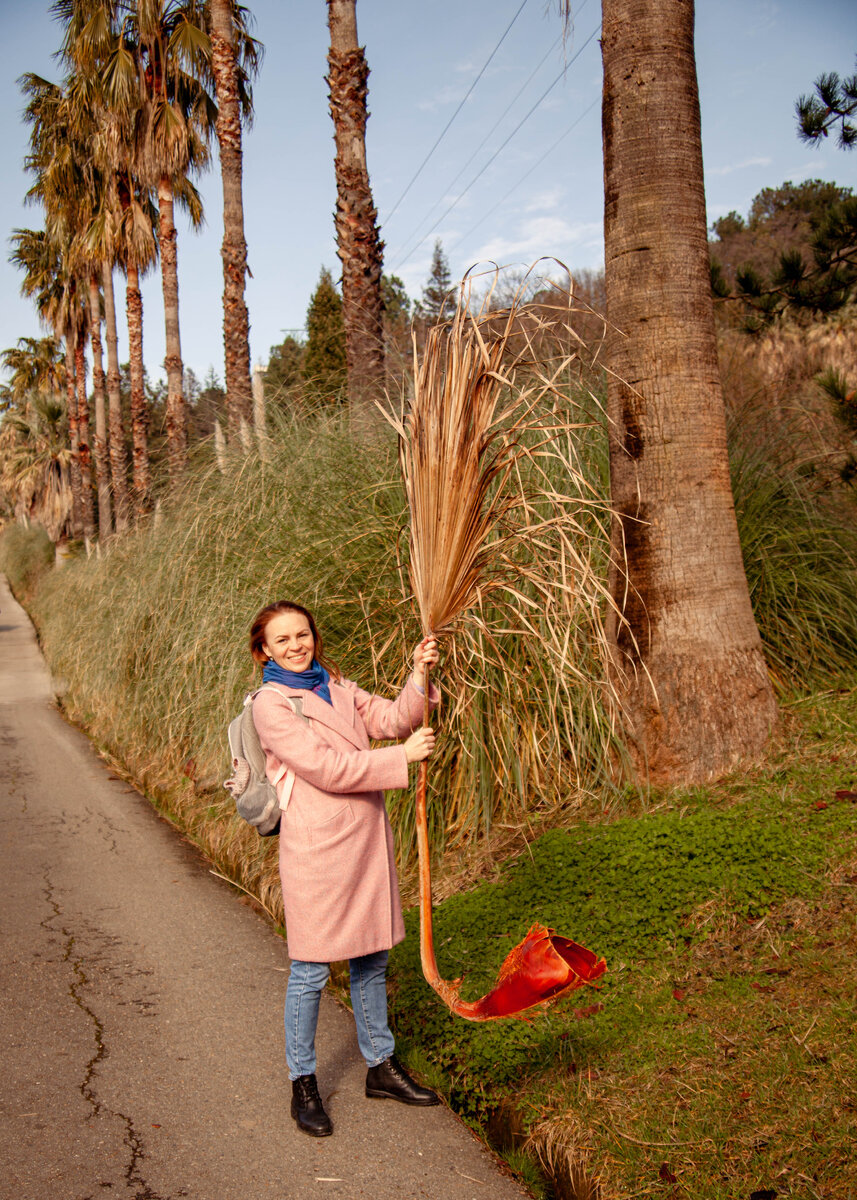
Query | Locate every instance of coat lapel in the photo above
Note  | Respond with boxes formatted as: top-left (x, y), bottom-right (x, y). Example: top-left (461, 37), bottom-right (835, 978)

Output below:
top-left (264, 681), bottom-right (363, 750)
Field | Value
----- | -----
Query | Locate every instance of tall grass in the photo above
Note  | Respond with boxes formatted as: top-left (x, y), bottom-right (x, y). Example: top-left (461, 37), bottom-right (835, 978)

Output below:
top-left (0, 521), bottom-right (54, 596)
top-left (4, 369), bottom-right (857, 918)
top-left (728, 398), bottom-right (857, 690)
top-left (20, 395), bottom-right (617, 915)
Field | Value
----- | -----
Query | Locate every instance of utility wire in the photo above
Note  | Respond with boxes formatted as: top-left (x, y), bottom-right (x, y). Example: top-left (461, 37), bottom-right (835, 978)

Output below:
top-left (447, 95), bottom-right (600, 255)
top-left (435, 0), bottom-right (590, 206)
top-left (382, 0), bottom-right (530, 227)
top-left (391, 23), bottom-right (600, 273)
top-left (407, 32), bottom-right (565, 242)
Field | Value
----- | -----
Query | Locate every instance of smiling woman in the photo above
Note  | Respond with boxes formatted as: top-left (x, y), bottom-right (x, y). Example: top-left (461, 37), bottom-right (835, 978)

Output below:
top-left (247, 598), bottom-right (442, 1137)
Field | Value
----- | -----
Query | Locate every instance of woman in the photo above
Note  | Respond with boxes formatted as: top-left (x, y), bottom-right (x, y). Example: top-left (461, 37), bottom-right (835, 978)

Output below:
top-left (250, 600), bottom-right (440, 1137)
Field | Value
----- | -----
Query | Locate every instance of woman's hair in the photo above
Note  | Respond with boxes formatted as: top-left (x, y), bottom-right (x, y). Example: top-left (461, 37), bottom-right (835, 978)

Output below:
top-left (249, 600), bottom-right (340, 679)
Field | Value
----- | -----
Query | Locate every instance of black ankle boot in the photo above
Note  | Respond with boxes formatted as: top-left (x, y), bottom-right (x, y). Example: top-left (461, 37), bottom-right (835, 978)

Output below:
top-left (291, 1074), bottom-right (333, 1136)
top-left (365, 1055), bottom-right (440, 1106)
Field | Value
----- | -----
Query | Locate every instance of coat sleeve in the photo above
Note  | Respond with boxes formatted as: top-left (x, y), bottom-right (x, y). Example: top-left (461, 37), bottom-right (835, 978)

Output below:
top-left (341, 675), bottom-right (440, 741)
top-left (252, 690), bottom-right (410, 795)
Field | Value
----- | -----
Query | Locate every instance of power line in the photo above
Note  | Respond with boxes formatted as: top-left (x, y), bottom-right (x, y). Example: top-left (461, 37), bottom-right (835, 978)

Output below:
top-left (447, 96), bottom-right (600, 256)
top-left (406, 32), bottom-right (565, 243)
top-left (381, 0), bottom-right (530, 227)
top-left (391, 23), bottom-right (600, 274)
top-left (430, 0), bottom-right (591, 209)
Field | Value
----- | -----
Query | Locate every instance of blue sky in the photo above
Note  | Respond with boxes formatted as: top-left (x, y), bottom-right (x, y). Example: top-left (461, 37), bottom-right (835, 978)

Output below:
top-left (1, 0), bottom-right (856, 387)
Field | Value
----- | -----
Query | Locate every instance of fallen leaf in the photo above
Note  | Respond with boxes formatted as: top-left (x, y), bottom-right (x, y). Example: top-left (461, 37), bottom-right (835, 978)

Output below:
top-left (834, 789), bottom-right (857, 802)
top-left (750, 982), bottom-right (775, 993)
top-left (672, 988), bottom-right (686, 1001)
top-left (573, 1003), bottom-right (604, 1019)
top-left (812, 801), bottom-right (829, 810)
top-left (738, 1090), bottom-right (751, 1101)
top-left (659, 1163), bottom-right (677, 1183)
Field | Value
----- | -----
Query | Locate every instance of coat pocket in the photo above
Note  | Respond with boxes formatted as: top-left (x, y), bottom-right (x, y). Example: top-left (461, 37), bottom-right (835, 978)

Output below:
top-left (307, 801), bottom-right (357, 849)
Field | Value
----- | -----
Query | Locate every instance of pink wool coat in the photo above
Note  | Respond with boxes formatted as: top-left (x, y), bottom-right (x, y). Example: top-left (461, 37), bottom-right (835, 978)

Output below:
top-left (252, 675), bottom-right (437, 963)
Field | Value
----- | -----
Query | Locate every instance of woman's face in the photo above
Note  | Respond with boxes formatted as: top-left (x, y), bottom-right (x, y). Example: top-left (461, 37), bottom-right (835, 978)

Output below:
top-left (262, 610), bottom-right (316, 673)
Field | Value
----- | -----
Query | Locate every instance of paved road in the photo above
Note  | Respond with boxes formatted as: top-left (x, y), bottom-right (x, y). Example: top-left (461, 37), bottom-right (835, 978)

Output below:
top-left (0, 576), bottom-right (529, 1200)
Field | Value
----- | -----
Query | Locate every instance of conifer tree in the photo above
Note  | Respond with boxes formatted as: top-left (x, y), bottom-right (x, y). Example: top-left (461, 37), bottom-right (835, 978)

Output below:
top-left (415, 240), bottom-right (453, 323)
top-left (264, 336), bottom-right (305, 399)
top-left (301, 267), bottom-right (347, 401)
top-left (796, 60), bottom-right (857, 150)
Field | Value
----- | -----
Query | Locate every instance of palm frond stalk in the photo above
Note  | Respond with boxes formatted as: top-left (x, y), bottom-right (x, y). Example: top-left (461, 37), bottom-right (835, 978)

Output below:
top-left (390, 277), bottom-right (608, 1020)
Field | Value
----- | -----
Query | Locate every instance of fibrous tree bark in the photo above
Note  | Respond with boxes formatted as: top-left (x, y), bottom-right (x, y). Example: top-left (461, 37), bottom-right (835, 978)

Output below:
top-left (157, 177), bottom-right (187, 482)
top-left (326, 0), bottom-right (385, 422)
top-left (88, 273), bottom-right (113, 540)
top-left (74, 332), bottom-right (96, 545)
top-left (64, 333), bottom-right (83, 538)
top-left (102, 261), bottom-right (130, 532)
top-left (209, 0), bottom-right (253, 441)
top-left (126, 263), bottom-right (152, 518)
top-left (601, 0), bottom-right (778, 782)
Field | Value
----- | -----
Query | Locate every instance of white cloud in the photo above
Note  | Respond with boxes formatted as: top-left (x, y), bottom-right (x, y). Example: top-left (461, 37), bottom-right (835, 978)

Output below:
top-left (523, 187), bottom-right (564, 213)
top-left (707, 156), bottom-right (772, 177)
top-left (471, 215), bottom-right (602, 266)
top-left (417, 84), bottom-right (468, 112)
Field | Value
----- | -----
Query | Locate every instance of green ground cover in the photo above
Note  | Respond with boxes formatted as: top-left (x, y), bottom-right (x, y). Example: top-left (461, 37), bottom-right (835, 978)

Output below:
top-left (388, 686), bottom-right (857, 1198)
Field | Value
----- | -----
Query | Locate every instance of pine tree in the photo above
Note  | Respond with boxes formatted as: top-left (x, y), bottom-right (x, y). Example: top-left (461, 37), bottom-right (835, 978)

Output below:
top-left (416, 240), bottom-right (453, 324)
top-left (301, 267), bottom-right (347, 401)
top-left (796, 60), bottom-right (857, 150)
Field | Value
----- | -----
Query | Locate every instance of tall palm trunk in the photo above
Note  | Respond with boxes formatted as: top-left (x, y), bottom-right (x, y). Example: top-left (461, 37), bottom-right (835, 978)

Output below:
top-left (157, 175), bottom-right (187, 480)
top-left (64, 332), bottom-right (83, 538)
top-left (210, 0), bottom-right (252, 441)
top-left (89, 273), bottom-right (113, 540)
top-left (74, 333), bottom-right (96, 544)
top-left (126, 264), bottom-right (152, 517)
top-left (601, 0), bottom-right (777, 783)
top-left (102, 261), bottom-right (130, 532)
top-left (326, 0), bottom-right (385, 422)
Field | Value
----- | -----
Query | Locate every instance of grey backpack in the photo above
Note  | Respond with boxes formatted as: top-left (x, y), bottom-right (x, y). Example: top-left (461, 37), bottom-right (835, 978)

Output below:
top-left (224, 685), bottom-right (306, 836)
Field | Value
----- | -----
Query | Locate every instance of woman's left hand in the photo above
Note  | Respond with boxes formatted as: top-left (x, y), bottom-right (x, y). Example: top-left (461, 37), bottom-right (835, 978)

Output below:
top-left (412, 636), bottom-right (439, 690)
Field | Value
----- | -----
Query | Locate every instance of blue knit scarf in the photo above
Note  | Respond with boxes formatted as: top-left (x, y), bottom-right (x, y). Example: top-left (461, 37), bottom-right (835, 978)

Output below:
top-left (262, 658), bottom-right (333, 705)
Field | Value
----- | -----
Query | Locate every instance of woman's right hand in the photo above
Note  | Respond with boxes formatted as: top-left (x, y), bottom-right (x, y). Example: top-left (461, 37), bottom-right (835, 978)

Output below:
top-left (404, 726), bottom-right (436, 763)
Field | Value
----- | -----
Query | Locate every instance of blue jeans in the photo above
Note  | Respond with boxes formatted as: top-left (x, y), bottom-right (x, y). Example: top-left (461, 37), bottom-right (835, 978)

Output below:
top-left (284, 950), bottom-right (395, 1080)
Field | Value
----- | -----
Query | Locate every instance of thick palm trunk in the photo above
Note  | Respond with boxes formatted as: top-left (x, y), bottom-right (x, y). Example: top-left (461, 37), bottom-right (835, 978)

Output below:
top-left (74, 334), bottom-right (96, 544)
top-left (601, 0), bottom-right (777, 783)
top-left (64, 333), bottom-right (83, 538)
top-left (126, 264), bottom-right (152, 517)
top-left (102, 261), bottom-right (130, 532)
top-left (326, 0), bottom-right (385, 423)
top-left (210, 0), bottom-right (253, 441)
top-left (157, 175), bottom-right (187, 480)
top-left (89, 273), bottom-right (113, 540)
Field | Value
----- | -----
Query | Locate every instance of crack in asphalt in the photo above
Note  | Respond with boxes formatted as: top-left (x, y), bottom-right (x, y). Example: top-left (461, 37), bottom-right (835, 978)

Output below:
top-left (42, 871), bottom-right (171, 1200)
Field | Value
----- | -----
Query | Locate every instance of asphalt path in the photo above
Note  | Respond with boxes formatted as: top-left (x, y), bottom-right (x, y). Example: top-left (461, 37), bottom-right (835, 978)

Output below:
top-left (0, 575), bottom-right (529, 1200)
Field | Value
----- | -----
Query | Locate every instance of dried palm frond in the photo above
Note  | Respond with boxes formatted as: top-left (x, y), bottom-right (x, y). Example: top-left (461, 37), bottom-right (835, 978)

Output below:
top-left (384, 268), bottom-right (610, 1020)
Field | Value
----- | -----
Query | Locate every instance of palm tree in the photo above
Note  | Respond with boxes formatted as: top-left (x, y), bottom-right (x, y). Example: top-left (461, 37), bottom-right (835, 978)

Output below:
top-left (54, 1), bottom-right (201, 495)
top-left (326, 0), bottom-right (385, 422)
top-left (205, 0), bottom-right (261, 441)
top-left (9, 225), bottom-right (94, 543)
top-left (0, 391), bottom-right (72, 545)
top-left (600, 0), bottom-right (778, 782)
top-left (112, 0), bottom-right (213, 481)
top-left (19, 71), bottom-right (108, 543)
top-left (115, 171), bottom-right (159, 517)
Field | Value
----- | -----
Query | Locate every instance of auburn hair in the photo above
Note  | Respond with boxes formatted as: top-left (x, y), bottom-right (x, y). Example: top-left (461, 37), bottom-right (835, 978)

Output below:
top-left (249, 600), bottom-right (340, 679)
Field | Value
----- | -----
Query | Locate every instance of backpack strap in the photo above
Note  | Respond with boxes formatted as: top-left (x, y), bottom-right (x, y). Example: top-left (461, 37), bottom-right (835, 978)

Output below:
top-left (250, 685), bottom-right (308, 816)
